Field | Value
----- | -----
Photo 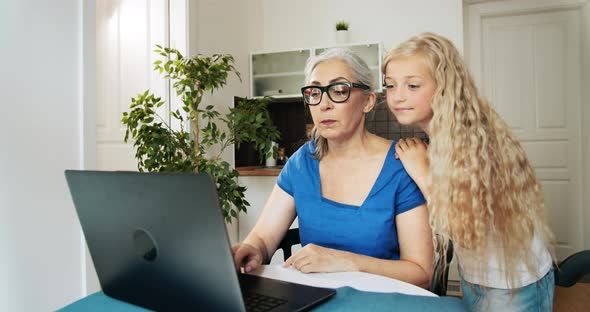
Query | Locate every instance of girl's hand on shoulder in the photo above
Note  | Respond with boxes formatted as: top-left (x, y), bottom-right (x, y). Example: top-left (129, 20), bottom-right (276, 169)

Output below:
top-left (395, 137), bottom-right (430, 185)
top-left (283, 244), bottom-right (357, 273)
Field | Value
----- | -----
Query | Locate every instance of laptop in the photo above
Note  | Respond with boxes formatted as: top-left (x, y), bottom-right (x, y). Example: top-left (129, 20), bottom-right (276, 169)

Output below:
top-left (65, 170), bottom-right (335, 311)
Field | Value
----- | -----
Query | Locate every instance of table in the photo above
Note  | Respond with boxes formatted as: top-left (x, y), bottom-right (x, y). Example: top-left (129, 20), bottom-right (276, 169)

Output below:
top-left (59, 265), bottom-right (466, 311)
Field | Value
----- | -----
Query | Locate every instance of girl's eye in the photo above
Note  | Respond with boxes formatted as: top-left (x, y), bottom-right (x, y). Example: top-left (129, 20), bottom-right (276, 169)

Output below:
top-left (408, 84), bottom-right (421, 89)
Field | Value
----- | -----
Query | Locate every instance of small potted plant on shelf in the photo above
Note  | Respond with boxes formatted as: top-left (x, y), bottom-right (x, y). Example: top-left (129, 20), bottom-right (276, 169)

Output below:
top-left (122, 45), bottom-right (280, 223)
top-left (335, 19), bottom-right (349, 44)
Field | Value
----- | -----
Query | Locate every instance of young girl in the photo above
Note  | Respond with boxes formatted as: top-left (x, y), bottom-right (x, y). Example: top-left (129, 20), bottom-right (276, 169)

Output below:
top-left (382, 32), bottom-right (555, 310)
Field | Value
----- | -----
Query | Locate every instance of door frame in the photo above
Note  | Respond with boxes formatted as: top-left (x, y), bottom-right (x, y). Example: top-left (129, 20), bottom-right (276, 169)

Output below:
top-left (81, 0), bottom-right (97, 296)
top-left (464, 0), bottom-right (590, 251)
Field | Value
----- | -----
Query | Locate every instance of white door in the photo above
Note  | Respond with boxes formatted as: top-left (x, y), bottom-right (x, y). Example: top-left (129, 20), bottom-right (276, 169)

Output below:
top-left (96, 0), bottom-right (170, 171)
top-left (475, 9), bottom-right (583, 260)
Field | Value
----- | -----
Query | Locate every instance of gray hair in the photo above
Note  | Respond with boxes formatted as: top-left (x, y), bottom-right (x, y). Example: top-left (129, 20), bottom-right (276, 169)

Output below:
top-left (304, 48), bottom-right (376, 91)
top-left (304, 48), bottom-right (377, 159)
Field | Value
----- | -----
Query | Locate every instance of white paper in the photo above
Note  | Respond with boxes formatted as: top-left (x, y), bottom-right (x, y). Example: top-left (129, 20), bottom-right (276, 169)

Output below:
top-left (249, 265), bottom-right (437, 297)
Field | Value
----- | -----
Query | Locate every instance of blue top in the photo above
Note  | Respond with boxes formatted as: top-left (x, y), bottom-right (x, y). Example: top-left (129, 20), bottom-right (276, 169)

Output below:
top-left (277, 141), bottom-right (426, 260)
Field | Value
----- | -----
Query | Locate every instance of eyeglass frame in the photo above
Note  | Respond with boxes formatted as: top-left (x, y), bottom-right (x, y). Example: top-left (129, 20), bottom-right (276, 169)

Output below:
top-left (301, 81), bottom-right (370, 106)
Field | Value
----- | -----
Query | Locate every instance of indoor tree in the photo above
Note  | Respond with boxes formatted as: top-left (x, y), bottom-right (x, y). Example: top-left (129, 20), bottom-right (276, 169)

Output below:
top-left (122, 45), bottom-right (280, 222)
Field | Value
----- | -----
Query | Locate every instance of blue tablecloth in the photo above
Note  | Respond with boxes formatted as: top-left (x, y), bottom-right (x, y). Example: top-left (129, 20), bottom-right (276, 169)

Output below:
top-left (59, 287), bottom-right (467, 312)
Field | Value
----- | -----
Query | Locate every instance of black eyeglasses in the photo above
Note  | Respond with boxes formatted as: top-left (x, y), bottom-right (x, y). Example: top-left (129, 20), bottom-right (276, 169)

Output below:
top-left (301, 81), bottom-right (370, 106)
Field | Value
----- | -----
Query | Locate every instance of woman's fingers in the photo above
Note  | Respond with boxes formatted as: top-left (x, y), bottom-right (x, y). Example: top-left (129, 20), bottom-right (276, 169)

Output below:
top-left (243, 255), bottom-right (261, 273)
top-left (284, 246), bottom-right (315, 271)
top-left (292, 255), bottom-right (311, 271)
top-left (233, 244), bottom-right (262, 273)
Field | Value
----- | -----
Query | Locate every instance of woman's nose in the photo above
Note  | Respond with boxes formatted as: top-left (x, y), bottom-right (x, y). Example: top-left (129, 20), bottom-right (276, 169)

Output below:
top-left (319, 92), bottom-right (334, 110)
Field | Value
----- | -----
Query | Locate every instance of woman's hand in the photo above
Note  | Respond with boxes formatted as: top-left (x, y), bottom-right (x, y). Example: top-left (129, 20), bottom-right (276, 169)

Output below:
top-left (283, 244), bottom-right (357, 273)
top-left (232, 243), bottom-right (264, 273)
top-left (395, 137), bottom-right (430, 188)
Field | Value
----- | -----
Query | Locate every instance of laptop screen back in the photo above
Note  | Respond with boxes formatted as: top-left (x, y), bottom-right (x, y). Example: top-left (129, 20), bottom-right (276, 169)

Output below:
top-left (65, 170), bottom-right (245, 311)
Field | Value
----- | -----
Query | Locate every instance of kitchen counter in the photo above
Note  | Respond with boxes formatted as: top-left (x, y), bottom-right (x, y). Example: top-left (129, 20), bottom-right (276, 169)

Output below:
top-left (237, 166), bottom-right (283, 176)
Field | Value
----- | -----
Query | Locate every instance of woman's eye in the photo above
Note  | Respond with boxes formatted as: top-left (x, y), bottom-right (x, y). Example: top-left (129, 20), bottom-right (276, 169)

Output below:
top-left (332, 86), bottom-right (348, 95)
top-left (409, 84), bottom-right (421, 89)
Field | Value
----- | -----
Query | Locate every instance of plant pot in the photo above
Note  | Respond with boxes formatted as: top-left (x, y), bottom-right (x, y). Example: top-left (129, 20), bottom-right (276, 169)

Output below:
top-left (265, 141), bottom-right (278, 167)
top-left (335, 30), bottom-right (349, 44)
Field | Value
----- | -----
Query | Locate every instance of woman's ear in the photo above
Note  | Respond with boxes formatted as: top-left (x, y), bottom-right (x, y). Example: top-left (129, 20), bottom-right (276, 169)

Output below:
top-left (363, 93), bottom-right (377, 113)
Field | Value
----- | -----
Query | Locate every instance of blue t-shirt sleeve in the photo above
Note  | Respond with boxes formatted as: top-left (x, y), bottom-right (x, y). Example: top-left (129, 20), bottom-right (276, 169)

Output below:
top-left (276, 157), bottom-right (294, 196)
top-left (277, 142), bottom-right (312, 196)
top-left (394, 170), bottom-right (426, 215)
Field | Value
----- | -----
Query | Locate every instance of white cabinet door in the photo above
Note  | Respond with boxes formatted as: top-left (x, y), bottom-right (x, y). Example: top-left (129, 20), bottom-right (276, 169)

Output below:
top-left (251, 49), bottom-right (311, 98)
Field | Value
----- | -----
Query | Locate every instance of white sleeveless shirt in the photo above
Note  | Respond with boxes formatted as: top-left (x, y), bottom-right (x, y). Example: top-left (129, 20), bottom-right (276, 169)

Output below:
top-left (455, 232), bottom-right (553, 289)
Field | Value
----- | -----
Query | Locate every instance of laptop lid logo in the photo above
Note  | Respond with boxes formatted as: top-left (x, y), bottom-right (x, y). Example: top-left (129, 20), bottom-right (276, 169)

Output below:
top-left (132, 229), bottom-right (158, 262)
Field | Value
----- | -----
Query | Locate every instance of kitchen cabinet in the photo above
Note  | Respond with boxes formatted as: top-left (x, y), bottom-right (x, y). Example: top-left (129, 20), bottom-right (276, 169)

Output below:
top-left (250, 49), bottom-right (311, 98)
top-left (250, 43), bottom-right (382, 98)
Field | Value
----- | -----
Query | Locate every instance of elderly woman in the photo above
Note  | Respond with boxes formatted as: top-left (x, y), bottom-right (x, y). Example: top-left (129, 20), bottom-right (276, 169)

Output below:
top-left (233, 48), bottom-right (433, 288)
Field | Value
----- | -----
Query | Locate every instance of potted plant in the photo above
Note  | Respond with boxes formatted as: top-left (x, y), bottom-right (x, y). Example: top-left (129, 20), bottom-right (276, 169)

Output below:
top-left (335, 20), bottom-right (349, 44)
top-left (122, 45), bottom-right (280, 223)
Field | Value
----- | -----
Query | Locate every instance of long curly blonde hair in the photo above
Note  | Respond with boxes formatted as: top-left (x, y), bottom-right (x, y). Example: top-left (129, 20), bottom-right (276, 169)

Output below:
top-left (383, 32), bottom-right (555, 286)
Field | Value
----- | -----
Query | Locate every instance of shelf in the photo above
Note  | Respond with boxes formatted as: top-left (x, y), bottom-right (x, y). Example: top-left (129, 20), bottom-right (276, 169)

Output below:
top-left (253, 94), bottom-right (302, 99)
top-left (252, 74), bottom-right (305, 98)
top-left (253, 71), bottom-right (304, 79)
top-left (237, 166), bottom-right (283, 176)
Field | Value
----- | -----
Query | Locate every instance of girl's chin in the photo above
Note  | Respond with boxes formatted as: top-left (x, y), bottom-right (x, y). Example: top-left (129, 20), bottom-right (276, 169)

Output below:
top-left (392, 115), bottom-right (415, 126)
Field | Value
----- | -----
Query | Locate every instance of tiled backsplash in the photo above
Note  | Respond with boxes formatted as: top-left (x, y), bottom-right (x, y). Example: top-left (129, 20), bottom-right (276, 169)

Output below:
top-left (365, 98), bottom-right (428, 142)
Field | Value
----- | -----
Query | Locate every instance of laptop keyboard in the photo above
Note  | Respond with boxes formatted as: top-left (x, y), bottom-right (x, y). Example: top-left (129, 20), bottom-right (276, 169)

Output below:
top-left (243, 292), bottom-right (287, 312)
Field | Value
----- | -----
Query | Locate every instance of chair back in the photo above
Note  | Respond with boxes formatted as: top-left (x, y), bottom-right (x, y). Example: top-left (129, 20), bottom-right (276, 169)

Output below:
top-left (555, 250), bottom-right (590, 287)
top-left (265, 228), bottom-right (300, 264)
top-left (430, 240), bottom-right (454, 296)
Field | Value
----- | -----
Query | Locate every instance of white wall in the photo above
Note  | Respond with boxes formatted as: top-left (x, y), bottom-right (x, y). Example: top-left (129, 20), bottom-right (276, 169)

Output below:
top-left (0, 0), bottom-right (94, 310)
top-left (260, 0), bottom-right (464, 53)
top-left (582, 0), bottom-right (590, 249)
top-left (190, 0), bottom-right (265, 243)
top-left (190, 0), bottom-right (263, 138)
